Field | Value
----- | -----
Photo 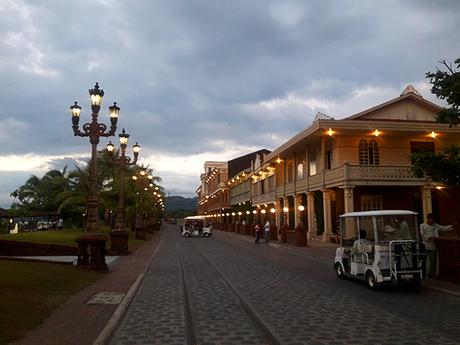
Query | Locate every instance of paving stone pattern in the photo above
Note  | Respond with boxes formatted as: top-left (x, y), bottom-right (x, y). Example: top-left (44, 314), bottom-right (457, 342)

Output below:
top-left (112, 228), bottom-right (460, 345)
top-left (178, 239), bottom-right (270, 345)
top-left (110, 232), bottom-right (186, 345)
top-left (194, 238), bottom-right (460, 345)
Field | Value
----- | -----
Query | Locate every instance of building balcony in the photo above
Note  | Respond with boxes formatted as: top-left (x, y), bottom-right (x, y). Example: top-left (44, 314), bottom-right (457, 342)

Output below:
top-left (252, 191), bottom-right (276, 205)
top-left (274, 164), bottom-right (425, 196)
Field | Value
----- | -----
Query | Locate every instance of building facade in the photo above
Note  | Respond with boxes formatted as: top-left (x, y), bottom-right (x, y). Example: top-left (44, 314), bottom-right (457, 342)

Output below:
top-left (197, 86), bottom-right (460, 242)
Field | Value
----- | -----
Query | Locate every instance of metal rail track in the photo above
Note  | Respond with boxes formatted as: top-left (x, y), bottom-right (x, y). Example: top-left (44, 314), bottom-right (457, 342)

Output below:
top-left (177, 239), bottom-right (281, 345)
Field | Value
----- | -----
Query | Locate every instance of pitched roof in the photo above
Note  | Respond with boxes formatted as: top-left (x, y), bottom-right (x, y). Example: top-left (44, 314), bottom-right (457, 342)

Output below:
top-left (344, 85), bottom-right (442, 121)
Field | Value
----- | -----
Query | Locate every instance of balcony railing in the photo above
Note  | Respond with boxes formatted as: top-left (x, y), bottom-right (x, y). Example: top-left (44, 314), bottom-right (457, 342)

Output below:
top-left (252, 191), bottom-right (276, 205)
top-left (347, 165), bottom-right (423, 186)
top-left (268, 164), bottom-right (426, 197)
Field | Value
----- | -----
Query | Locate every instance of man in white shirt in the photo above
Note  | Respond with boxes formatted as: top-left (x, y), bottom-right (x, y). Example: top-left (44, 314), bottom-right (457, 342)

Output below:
top-left (264, 218), bottom-right (270, 243)
top-left (419, 213), bottom-right (454, 277)
top-left (351, 229), bottom-right (372, 256)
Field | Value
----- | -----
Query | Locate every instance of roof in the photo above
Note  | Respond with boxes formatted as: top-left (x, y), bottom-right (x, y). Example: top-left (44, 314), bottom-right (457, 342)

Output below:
top-left (340, 210), bottom-right (418, 218)
top-left (344, 85), bottom-right (441, 121)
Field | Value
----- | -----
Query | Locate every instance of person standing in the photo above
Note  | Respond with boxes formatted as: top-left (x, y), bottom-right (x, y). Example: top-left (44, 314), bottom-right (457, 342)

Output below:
top-left (254, 223), bottom-right (261, 243)
top-left (419, 213), bottom-right (454, 277)
top-left (264, 218), bottom-right (270, 243)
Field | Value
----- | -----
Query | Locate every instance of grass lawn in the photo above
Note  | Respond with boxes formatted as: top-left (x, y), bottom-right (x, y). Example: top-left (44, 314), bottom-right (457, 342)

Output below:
top-left (0, 226), bottom-right (146, 252)
top-left (0, 260), bottom-right (103, 345)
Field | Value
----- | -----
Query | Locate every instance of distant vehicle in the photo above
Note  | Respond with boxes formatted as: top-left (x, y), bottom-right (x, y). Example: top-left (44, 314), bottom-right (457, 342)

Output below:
top-left (182, 216), bottom-right (212, 238)
top-left (334, 210), bottom-right (426, 290)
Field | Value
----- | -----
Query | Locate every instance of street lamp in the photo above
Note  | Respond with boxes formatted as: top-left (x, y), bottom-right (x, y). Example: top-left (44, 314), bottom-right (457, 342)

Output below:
top-left (70, 82), bottom-right (119, 270)
top-left (106, 128), bottom-right (140, 254)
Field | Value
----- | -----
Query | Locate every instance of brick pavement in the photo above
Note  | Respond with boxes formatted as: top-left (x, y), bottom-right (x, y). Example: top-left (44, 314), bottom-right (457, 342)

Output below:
top-left (209, 231), bottom-right (460, 345)
top-left (217, 230), bottom-right (460, 296)
top-left (12, 230), bottom-right (163, 345)
top-left (110, 229), bottom-right (270, 345)
top-left (111, 227), bottom-right (460, 345)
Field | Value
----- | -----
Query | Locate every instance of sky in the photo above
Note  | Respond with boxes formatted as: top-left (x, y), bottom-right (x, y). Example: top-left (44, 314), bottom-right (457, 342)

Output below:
top-left (0, 0), bottom-right (459, 208)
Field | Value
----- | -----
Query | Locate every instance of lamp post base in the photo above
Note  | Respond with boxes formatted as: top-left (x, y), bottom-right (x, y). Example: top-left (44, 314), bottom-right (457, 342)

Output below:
top-left (75, 233), bottom-right (109, 271)
top-left (110, 230), bottom-right (130, 255)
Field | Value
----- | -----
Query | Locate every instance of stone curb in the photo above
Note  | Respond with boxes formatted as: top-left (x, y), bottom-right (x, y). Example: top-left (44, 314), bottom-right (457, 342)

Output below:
top-left (92, 237), bottom-right (163, 345)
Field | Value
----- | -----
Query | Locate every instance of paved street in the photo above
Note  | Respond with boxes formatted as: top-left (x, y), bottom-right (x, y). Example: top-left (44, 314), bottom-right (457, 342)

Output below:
top-left (110, 225), bottom-right (460, 345)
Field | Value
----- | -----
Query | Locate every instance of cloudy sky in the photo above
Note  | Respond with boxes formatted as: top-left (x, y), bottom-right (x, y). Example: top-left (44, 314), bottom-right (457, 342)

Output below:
top-left (0, 0), bottom-right (458, 207)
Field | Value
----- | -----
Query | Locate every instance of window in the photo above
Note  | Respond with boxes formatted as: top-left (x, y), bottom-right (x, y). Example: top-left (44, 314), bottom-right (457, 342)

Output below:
top-left (361, 195), bottom-right (383, 211)
top-left (286, 160), bottom-right (294, 182)
top-left (309, 151), bottom-right (317, 175)
top-left (410, 141), bottom-right (435, 154)
top-left (297, 162), bottom-right (304, 179)
top-left (325, 138), bottom-right (334, 170)
top-left (268, 175), bottom-right (275, 192)
top-left (359, 138), bottom-right (379, 165)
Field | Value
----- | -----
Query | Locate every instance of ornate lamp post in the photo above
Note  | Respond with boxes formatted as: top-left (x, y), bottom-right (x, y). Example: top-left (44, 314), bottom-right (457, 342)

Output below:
top-left (106, 129), bottom-right (140, 254)
top-left (131, 168), bottom-right (152, 240)
top-left (70, 82), bottom-right (119, 270)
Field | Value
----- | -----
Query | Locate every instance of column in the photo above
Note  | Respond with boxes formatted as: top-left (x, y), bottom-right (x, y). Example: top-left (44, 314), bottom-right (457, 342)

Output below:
top-left (274, 199), bottom-right (281, 229)
top-left (283, 197), bottom-right (290, 227)
top-left (421, 185), bottom-right (433, 221)
top-left (342, 186), bottom-right (355, 238)
top-left (307, 192), bottom-right (316, 240)
top-left (294, 194), bottom-right (303, 227)
top-left (322, 189), bottom-right (333, 242)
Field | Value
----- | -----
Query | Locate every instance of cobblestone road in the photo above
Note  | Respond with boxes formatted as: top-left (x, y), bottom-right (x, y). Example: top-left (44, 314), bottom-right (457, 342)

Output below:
top-left (110, 226), bottom-right (460, 345)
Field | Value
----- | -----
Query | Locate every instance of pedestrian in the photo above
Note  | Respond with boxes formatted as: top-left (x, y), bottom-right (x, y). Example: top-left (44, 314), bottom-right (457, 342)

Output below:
top-left (264, 218), bottom-right (270, 243)
top-left (419, 213), bottom-right (455, 277)
top-left (58, 218), bottom-right (64, 230)
top-left (254, 223), bottom-right (261, 243)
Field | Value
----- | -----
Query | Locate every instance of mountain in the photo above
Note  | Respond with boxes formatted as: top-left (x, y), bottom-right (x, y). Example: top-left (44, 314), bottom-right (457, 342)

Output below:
top-left (165, 196), bottom-right (197, 212)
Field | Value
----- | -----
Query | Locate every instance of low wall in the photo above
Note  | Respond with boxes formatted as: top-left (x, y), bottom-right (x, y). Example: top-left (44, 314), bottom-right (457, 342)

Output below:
top-left (0, 240), bottom-right (77, 256)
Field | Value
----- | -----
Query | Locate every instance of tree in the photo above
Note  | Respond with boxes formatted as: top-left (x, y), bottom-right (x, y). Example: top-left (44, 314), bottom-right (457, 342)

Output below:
top-left (426, 58), bottom-right (460, 127)
top-left (411, 146), bottom-right (460, 187)
top-left (411, 58), bottom-right (460, 187)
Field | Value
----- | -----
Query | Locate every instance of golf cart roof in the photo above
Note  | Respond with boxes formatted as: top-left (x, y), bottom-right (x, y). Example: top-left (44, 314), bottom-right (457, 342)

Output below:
top-left (340, 210), bottom-right (418, 218)
top-left (184, 216), bottom-right (205, 220)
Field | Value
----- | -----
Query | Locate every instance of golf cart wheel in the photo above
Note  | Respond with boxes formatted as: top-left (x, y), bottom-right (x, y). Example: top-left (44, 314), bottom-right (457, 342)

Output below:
top-left (184, 233), bottom-right (191, 238)
top-left (203, 233), bottom-right (209, 238)
top-left (335, 263), bottom-right (344, 279)
top-left (366, 271), bottom-right (377, 290)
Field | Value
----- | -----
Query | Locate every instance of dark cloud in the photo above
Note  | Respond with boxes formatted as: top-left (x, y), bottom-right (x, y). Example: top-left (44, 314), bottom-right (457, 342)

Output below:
top-left (0, 0), bottom-right (458, 206)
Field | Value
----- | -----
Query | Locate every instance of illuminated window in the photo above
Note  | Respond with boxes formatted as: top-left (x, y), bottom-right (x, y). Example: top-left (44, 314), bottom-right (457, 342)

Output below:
top-left (359, 138), bottom-right (379, 165)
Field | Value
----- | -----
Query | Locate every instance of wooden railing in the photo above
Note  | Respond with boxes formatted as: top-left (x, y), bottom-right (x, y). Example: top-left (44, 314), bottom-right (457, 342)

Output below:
top-left (270, 164), bottom-right (424, 196)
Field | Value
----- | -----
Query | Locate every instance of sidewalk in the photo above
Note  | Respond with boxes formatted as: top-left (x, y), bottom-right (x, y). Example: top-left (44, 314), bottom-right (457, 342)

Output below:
top-left (218, 230), bottom-right (460, 298)
top-left (12, 229), bottom-right (164, 345)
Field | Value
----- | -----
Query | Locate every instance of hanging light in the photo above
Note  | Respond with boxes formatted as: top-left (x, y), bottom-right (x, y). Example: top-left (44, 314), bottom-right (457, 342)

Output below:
top-left (298, 205), bottom-right (305, 211)
top-left (283, 207), bottom-right (289, 213)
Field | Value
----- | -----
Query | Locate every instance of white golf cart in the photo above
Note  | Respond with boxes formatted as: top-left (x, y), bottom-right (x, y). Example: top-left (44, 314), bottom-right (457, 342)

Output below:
top-left (182, 216), bottom-right (212, 238)
top-left (334, 210), bottom-right (426, 289)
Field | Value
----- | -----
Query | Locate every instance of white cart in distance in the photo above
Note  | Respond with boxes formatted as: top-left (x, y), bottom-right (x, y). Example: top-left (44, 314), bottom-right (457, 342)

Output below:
top-left (334, 210), bottom-right (426, 289)
top-left (182, 216), bottom-right (213, 238)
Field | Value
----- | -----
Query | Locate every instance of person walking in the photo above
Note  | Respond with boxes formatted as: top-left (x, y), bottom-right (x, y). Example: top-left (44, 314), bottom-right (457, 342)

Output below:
top-left (254, 223), bottom-right (261, 243)
top-left (264, 218), bottom-right (270, 243)
top-left (419, 213), bottom-right (454, 277)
